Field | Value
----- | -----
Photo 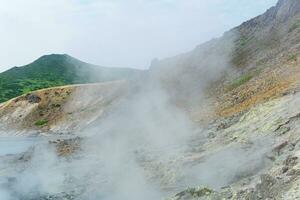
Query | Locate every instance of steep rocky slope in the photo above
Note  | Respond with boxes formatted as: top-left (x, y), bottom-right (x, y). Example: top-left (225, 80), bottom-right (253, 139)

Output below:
top-left (150, 0), bottom-right (300, 121)
top-left (166, 92), bottom-right (300, 199)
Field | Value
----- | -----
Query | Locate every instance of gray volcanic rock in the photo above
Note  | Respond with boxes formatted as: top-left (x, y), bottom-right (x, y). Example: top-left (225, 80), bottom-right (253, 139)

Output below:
top-left (275, 0), bottom-right (300, 22)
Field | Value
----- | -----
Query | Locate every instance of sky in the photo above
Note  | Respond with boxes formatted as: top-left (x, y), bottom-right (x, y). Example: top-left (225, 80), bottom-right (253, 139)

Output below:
top-left (0, 0), bottom-right (277, 71)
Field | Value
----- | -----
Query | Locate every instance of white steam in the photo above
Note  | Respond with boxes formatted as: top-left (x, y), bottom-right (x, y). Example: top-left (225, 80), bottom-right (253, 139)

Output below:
top-left (0, 23), bottom-right (274, 200)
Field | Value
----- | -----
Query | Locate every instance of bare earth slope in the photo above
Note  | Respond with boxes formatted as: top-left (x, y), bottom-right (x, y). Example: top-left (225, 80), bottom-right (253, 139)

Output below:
top-left (0, 81), bottom-right (129, 135)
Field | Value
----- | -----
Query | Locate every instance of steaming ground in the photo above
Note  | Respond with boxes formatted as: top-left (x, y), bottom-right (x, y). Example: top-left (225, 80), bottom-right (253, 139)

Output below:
top-left (0, 80), bottom-right (276, 200)
top-left (0, 34), bottom-right (280, 199)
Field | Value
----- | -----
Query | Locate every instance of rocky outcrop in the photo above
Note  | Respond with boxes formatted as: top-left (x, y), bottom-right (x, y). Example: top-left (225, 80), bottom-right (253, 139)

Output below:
top-left (275, 0), bottom-right (300, 22)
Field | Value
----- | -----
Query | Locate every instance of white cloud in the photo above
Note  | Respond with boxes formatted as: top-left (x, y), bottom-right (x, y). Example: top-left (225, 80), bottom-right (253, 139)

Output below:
top-left (0, 0), bottom-right (277, 71)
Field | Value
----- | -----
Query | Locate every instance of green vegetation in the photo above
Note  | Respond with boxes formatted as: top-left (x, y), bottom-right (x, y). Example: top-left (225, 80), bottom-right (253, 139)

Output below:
top-left (256, 58), bottom-right (267, 66)
top-left (239, 36), bottom-right (249, 47)
top-left (34, 119), bottom-right (48, 126)
top-left (0, 54), bottom-right (141, 103)
top-left (238, 35), bottom-right (254, 47)
top-left (230, 73), bottom-right (253, 88)
top-left (228, 69), bottom-right (262, 90)
top-left (232, 35), bottom-right (255, 68)
top-left (287, 54), bottom-right (297, 62)
top-left (289, 20), bottom-right (300, 32)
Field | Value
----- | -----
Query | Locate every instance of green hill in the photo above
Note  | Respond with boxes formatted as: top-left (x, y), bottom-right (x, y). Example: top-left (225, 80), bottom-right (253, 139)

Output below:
top-left (0, 54), bottom-right (142, 103)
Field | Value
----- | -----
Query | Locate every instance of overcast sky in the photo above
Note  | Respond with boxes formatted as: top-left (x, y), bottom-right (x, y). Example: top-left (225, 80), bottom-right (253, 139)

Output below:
top-left (0, 0), bottom-right (277, 71)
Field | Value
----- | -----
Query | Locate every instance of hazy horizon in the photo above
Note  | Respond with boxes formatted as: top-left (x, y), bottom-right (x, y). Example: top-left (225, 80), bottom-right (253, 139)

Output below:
top-left (0, 0), bottom-right (277, 72)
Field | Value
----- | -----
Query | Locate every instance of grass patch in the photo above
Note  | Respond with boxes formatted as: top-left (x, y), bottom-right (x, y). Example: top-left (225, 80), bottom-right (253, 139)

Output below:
top-left (34, 119), bottom-right (48, 126)
top-left (289, 20), bottom-right (300, 32)
top-left (287, 54), bottom-right (297, 62)
top-left (227, 69), bottom-right (261, 91)
top-left (238, 36), bottom-right (253, 47)
top-left (230, 73), bottom-right (253, 88)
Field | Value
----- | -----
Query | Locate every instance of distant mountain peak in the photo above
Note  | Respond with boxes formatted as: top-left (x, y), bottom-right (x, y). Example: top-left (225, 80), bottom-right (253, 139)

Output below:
top-left (34, 54), bottom-right (77, 63)
top-left (31, 54), bottom-right (89, 69)
top-left (38, 53), bottom-right (71, 59)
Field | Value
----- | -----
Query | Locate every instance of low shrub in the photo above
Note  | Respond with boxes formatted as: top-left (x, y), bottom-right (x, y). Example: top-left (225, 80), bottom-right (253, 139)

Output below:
top-left (34, 119), bottom-right (48, 126)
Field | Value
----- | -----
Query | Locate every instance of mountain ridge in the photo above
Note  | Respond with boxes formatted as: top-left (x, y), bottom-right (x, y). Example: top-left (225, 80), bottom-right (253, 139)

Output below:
top-left (0, 54), bottom-right (143, 103)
